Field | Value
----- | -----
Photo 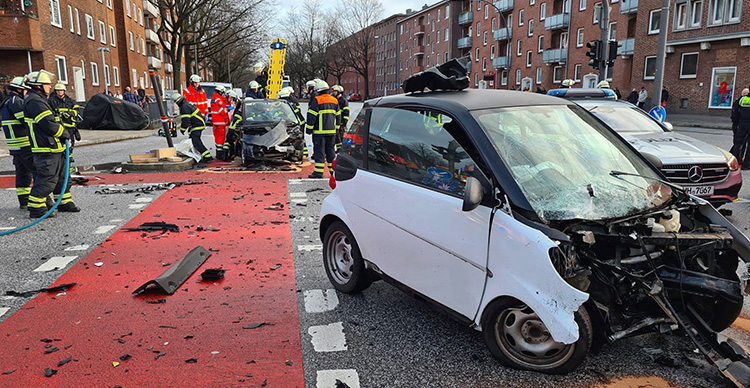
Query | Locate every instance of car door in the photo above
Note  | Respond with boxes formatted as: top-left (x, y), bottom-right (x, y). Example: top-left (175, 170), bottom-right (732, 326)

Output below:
top-left (338, 106), bottom-right (491, 320)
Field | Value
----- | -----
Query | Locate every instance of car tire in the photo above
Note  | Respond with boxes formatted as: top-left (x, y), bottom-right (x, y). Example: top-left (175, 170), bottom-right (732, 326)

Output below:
top-left (482, 298), bottom-right (592, 375)
top-left (322, 221), bottom-right (373, 294)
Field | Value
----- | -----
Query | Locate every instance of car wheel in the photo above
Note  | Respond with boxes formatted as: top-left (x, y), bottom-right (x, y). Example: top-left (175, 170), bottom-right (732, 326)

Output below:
top-left (322, 221), bottom-right (373, 294)
top-left (482, 299), bottom-right (592, 374)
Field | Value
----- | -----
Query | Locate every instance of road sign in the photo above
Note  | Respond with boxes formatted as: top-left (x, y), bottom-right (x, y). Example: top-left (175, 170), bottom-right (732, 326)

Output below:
top-left (649, 106), bottom-right (666, 122)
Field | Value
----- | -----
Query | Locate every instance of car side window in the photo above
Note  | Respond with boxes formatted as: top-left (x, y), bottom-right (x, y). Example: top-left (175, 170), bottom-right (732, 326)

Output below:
top-left (341, 108), bottom-right (368, 168)
top-left (367, 107), bottom-right (475, 196)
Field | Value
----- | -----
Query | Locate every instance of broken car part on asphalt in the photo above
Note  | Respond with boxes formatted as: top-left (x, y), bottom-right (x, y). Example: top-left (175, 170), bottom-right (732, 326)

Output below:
top-left (94, 181), bottom-right (206, 195)
top-left (132, 246), bottom-right (211, 295)
top-left (5, 283), bottom-right (77, 298)
top-left (124, 222), bottom-right (180, 233)
top-left (200, 268), bottom-right (225, 281)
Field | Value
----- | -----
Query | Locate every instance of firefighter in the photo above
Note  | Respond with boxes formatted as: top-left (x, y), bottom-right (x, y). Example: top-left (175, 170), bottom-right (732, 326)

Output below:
top-left (211, 85), bottom-right (230, 161)
top-left (24, 70), bottom-right (80, 218)
top-left (253, 62), bottom-right (268, 95)
top-left (331, 85), bottom-right (349, 151)
top-left (305, 79), bottom-right (318, 99)
top-left (173, 93), bottom-right (212, 163)
top-left (183, 75), bottom-right (208, 118)
top-left (246, 81), bottom-right (264, 99)
top-left (306, 80), bottom-right (340, 179)
top-left (48, 83), bottom-right (80, 173)
top-left (561, 79), bottom-right (575, 89)
top-left (733, 92), bottom-right (750, 168)
top-left (278, 87), bottom-right (308, 159)
top-left (224, 90), bottom-right (242, 159)
top-left (1, 76), bottom-right (35, 209)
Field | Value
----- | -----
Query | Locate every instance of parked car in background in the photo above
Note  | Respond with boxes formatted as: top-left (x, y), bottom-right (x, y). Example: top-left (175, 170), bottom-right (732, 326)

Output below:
top-left (348, 93), bottom-right (362, 102)
top-left (548, 88), bottom-right (742, 207)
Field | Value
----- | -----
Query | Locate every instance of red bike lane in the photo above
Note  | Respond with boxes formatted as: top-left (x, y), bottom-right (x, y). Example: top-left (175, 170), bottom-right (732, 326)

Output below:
top-left (0, 170), bottom-right (308, 387)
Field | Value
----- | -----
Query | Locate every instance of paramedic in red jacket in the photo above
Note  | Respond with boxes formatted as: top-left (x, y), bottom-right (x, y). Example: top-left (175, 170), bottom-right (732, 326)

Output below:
top-left (210, 85), bottom-right (230, 160)
top-left (183, 75), bottom-right (208, 118)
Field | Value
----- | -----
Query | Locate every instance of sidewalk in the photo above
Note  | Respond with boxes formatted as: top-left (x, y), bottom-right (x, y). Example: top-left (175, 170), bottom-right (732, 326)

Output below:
top-left (0, 128), bottom-right (158, 158)
top-left (667, 113), bottom-right (733, 130)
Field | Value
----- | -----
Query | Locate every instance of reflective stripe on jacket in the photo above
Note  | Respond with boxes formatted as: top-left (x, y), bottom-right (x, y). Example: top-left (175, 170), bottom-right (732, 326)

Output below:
top-left (183, 85), bottom-right (208, 116)
top-left (179, 101), bottom-right (206, 133)
top-left (1, 92), bottom-right (30, 151)
top-left (337, 95), bottom-right (350, 126)
top-left (210, 95), bottom-right (229, 126)
top-left (25, 89), bottom-right (67, 153)
top-left (48, 94), bottom-right (79, 128)
top-left (306, 93), bottom-right (340, 135)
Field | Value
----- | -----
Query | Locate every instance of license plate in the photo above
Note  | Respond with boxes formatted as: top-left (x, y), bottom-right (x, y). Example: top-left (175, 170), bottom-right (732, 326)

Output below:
top-left (683, 185), bottom-right (714, 196)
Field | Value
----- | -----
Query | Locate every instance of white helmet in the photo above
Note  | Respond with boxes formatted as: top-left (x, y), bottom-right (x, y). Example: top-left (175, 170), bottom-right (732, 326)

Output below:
top-left (277, 87), bottom-right (292, 98)
top-left (171, 93), bottom-right (184, 103)
top-left (249, 81), bottom-right (260, 89)
top-left (596, 80), bottom-right (610, 89)
top-left (226, 90), bottom-right (237, 99)
top-left (190, 74), bottom-right (201, 83)
top-left (305, 80), bottom-right (316, 89)
top-left (253, 62), bottom-right (265, 73)
top-left (215, 85), bottom-right (226, 94)
top-left (331, 85), bottom-right (344, 93)
top-left (561, 79), bottom-right (575, 87)
top-left (315, 80), bottom-right (329, 92)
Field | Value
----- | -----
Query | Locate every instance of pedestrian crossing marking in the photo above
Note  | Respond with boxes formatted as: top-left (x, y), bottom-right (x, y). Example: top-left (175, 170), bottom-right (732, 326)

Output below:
top-left (308, 322), bottom-right (347, 352)
top-left (0, 307), bottom-right (9, 319)
top-left (298, 245), bottom-right (322, 251)
top-left (316, 369), bottom-right (360, 388)
top-left (304, 289), bottom-right (339, 313)
top-left (94, 225), bottom-right (117, 234)
top-left (128, 204), bottom-right (147, 209)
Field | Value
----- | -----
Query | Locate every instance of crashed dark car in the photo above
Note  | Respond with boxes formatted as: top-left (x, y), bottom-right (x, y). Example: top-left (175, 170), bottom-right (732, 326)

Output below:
top-left (239, 99), bottom-right (305, 167)
top-left (319, 64), bottom-right (750, 385)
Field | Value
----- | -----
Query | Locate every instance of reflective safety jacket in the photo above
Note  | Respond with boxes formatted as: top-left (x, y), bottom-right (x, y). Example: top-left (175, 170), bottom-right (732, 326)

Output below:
top-left (336, 95), bottom-right (349, 128)
top-left (48, 93), bottom-right (79, 129)
top-left (306, 93), bottom-right (340, 135)
top-left (210, 94), bottom-right (229, 126)
top-left (738, 96), bottom-right (750, 128)
top-left (25, 89), bottom-right (68, 153)
top-left (178, 100), bottom-right (206, 133)
top-left (1, 91), bottom-right (30, 154)
top-left (228, 103), bottom-right (243, 131)
top-left (183, 85), bottom-right (208, 116)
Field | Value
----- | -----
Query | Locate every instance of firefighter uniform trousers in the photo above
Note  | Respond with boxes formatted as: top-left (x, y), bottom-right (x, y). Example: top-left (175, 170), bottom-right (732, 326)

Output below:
top-left (306, 93), bottom-right (341, 175)
top-left (1, 92), bottom-right (35, 208)
top-left (225, 105), bottom-right (243, 159)
top-left (211, 95), bottom-right (229, 160)
top-left (179, 101), bottom-right (212, 160)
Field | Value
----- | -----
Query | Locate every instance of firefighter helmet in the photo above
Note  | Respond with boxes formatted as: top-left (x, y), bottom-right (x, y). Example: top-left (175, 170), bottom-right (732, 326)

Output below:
top-left (171, 93), bottom-right (184, 103)
top-left (253, 62), bottom-right (265, 73)
top-left (277, 87), bottom-right (291, 98)
top-left (25, 70), bottom-right (56, 86)
top-left (561, 79), bottom-right (575, 88)
top-left (215, 85), bottom-right (226, 94)
top-left (9, 76), bottom-right (29, 90)
top-left (226, 90), bottom-right (237, 99)
top-left (331, 85), bottom-right (344, 93)
top-left (596, 80), bottom-right (610, 89)
top-left (315, 80), bottom-right (329, 92)
top-left (305, 80), bottom-right (316, 90)
top-left (54, 82), bottom-right (67, 91)
top-left (249, 81), bottom-right (260, 89)
top-left (189, 74), bottom-right (202, 83)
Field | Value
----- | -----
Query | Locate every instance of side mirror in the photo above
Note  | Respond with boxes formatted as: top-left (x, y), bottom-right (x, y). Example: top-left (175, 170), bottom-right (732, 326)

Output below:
top-left (663, 122), bottom-right (673, 131)
top-left (641, 152), bottom-right (663, 169)
top-left (333, 153), bottom-right (358, 181)
top-left (462, 177), bottom-right (484, 212)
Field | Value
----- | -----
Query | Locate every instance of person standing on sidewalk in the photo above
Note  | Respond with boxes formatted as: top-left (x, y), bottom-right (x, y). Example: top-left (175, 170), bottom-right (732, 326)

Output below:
top-left (24, 70), bottom-right (80, 218)
top-left (1, 76), bottom-right (35, 209)
top-left (306, 80), bottom-right (340, 179)
top-left (638, 87), bottom-right (648, 109)
top-left (173, 93), bottom-right (212, 163)
top-left (123, 86), bottom-right (141, 107)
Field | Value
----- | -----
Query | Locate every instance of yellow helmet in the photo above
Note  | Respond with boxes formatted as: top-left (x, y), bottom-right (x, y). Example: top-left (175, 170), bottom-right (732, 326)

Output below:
top-left (25, 70), bottom-right (56, 86)
top-left (54, 82), bottom-right (67, 91)
top-left (9, 76), bottom-right (29, 90)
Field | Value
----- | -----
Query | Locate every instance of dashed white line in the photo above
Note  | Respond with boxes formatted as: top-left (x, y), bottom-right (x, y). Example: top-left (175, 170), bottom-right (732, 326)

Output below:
top-left (291, 198), bottom-right (308, 204)
top-left (289, 192), bottom-right (307, 197)
top-left (109, 219), bottom-right (123, 223)
top-left (308, 322), bottom-right (347, 352)
top-left (135, 197), bottom-right (153, 203)
top-left (316, 369), bottom-right (360, 388)
top-left (64, 244), bottom-right (90, 251)
top-left (94, 225), bottom-right (117, 234)
top-left (0, 307), bottom-right (10, 319)
top-left (128, 204), bottom-right (147, 209)
top-left (292, 216), bottom-right (317, 223)
top-left (34, 256), bottom-right (78, 272)
top-left (304, 289), bottom-right (340, 313)
top-left (298, 244), bottom-right (322, 252)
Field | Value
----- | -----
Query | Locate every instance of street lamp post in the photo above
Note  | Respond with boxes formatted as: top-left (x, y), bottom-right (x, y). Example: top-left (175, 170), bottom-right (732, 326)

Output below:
top-left (97, 47), bottom-right (111, 95)
top-left (475, 0), bottom-right (511, 90)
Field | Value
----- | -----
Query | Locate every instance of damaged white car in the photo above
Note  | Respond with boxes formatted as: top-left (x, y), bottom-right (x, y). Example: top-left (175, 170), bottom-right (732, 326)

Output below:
top-left (318, 60), bottom-right (750, 385)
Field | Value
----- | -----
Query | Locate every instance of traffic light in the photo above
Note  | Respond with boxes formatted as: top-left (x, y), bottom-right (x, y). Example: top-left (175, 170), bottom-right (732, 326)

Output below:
top-left (586, 40), bottom-right (601, 69)
top-left (607, 40), bottom-right (618, 67)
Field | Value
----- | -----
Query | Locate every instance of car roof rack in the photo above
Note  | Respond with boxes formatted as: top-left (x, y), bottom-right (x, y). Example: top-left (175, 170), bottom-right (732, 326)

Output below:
top-left (401, 56), bottom-right (470, 94)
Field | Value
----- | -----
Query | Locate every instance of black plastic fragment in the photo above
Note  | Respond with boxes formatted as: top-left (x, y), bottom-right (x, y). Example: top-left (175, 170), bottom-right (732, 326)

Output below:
top-left (184, 334), bottom-right (194, 339)
top-left (40, 338), bottom-right (53, 343)
top-left (2, 369), bottom-right (16, 375)
top-left (57, 357), bottom-right (72, 367)
top-left (146, 299), bottom-right (166, 304)
top-left (124, 221), bottom-right (180, 233)
top-left (155, 352), bottom-right (166, 360)
top-left (119, 354), bottom-right (131, 361)
top-left (6, 283), bottom-right (77, 298)
top-left (185, 358), bottom-right (197, 363)
top-left (44, 347), bottom-right (59, 354)
top-left (132, 246), bottom-right (211, 295)
top-left (243, 322), bottom-right (273, 329)
top-left (335, 379), bottom-right (351, 388)
top-left (159, 325), bottom-right (177, 329)
top-left (44, 368), bottom-right (57, 377)
top-left (200, 268), bottom-right (225, 281)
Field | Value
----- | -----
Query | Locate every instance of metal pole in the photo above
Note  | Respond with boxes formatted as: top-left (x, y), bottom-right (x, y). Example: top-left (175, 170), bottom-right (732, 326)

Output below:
top-left (652, 0), bottom-right (670, 110)
top-left (27, 51), bottom-right (32, 73)
top-left (598, 1), bottom-right (610, 82)
top-left (98, 47), bottom-right (110, 95)
top-left (149, 71), bottom-right (174, 147)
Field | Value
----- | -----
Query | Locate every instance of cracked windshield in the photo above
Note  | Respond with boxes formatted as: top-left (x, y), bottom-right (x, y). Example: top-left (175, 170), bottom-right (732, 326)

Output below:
top-left (473, 105), bottom-right (672, 221)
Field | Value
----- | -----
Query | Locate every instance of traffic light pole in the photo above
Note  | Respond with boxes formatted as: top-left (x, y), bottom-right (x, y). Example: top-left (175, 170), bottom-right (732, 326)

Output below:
top-left (598, 2), bottom-right (610, 82)
top-left (652, 0), bottom-right (671, 110)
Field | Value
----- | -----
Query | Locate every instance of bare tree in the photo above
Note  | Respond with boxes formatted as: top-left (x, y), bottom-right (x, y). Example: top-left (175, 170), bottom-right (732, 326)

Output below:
top-left (282, 0), bottom-right (336, 94)
top-left (335, 0), bottom-right (383, 99)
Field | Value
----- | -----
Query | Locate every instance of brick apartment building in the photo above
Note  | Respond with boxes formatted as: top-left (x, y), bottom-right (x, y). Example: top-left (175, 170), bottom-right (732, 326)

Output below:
top-left (374, 14), bottom-right (403, 97)
top-left (384, 0), bottom-right (748, 114)
top-left (0, 0), bottom-right (184, 102)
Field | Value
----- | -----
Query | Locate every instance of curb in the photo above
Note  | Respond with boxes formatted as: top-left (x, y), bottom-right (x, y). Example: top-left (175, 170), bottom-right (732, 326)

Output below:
top-left (670, 122), bottom-right (732, 130)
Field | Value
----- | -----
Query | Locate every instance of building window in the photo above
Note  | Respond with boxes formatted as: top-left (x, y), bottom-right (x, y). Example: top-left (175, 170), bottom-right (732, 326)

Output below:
top-left (526, 51), bottom-right (532, 67)
top-left (507, 14), bottom-right (513, 27)
top-left (104, 64), bottom-right (110, 86)
top-left (538, 35), bottom-right (544, 52)
top-left (476, 22), bottom-right (481, 36)
top-left (501, 70), bottom-right (508, 85)
top-left (438, 9), bottom-right (441, 20)
top-left (132, 69), bottom-right (138, 87)
top-left (55, 56), bottom-right (68, 83)
top-left (483, 57), bottom-right (487, 71)
top-left (536, 67), bottom-right (542, 84)
top-left (492, 17), bottom-right (496, 30)
top-left (445, 52), bottom-right (449, 63)
top-left (574, 64), bottom-right (582, 81)
top-left (485, 4), bottom-right (489, 19)
top-left (517, 40), bottom-right (522, 56)
top-left (126, 0), bottom-right (131, 17)
top-left (580, 0), bottom-right (586, 11)
top-left (133, 4), bottom-right (137, 22)
top-left (476, 48), bottom-right (480, 61)
top-left (644, 56), bottom-right (657, 79)
top-left (593, 2), bottom-right (601, 24)
top-left (80, 59), bottom-right (85, 79)
top-left (674, 2), bottom-right (688, 29)
top-left (531, 0), bottom-right (535, 4)
top-left (709, 0), bottom-right (741, 25)
top-left (519, 9), bottom-right (524, 26)
top-left (516, 69), bottom-right (521, 85)
top-left (106, 0), bottom-right (112, 9)
top-left (446, 4), bottom-right (450, 18)
top-left (608, 22), bottom-right (616, 40)
top-left (690, 0), bottom-right (703, 27)
top-left (136, 35), bottom-right (140, 53)
top-left (528, 19), bottom-right (534, 36)
top-left (139, 8), bottom-right (144, 26)
top-left (91, 62), bottom-right (100, 86)
top-left (85, 14), bottom-right (94, 39)
top-left (445, 28), bottom-right (449, 41)
top-left (74, 9), bottom-right (80, 35)
top-left (129, 32), bottom-right (134, 50)
top-left (113, 67), bottom-right (119, 86)
top-left (99, 21), bottom-right (106, 44)
top-left (141, 38), bottom-right (146, 56)
top-left (475, 73), bottom-right (479, 87)
top-left (67, 5), bottom-right (74, 32)
top-left (50, 0), bottom-right (62, 28)
top-left (560, 31), bottom-right (569, 48)
top-left (680, 52), bottom-right (699, 78)
top-left (491, 45), bottom-right (496, 59)
top-left (436, 31), bottom-right (440, 42)
top-left (553, 66), bottom-right (562, 83)
top-left (540, 3), bottom-right (546, 20)
top-left (110, 26), bottom-right (116, 47)
top-left (649, 9), bottom-right (661, 34)
top-left (709, 66), bottom-right (737, 108)
top-left (483, 31), bottom-right (488, 45)
top-left (576, 28), bottom-right (584, 47)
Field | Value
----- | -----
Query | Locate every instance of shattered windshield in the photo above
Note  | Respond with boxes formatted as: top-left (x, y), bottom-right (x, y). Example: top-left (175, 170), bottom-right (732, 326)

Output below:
top-left (578, 102), bottom-right (666, 134)
top-left (243, 100), bottom-right (298, 124)
top-left (472, 105), bottom-right (672, 221)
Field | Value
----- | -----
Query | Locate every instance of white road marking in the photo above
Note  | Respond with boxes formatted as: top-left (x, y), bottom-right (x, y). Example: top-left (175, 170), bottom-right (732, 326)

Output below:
top-left (292, 216), bottom-right (317, 223)
top-left (289, 192), bottom-right (307, 198)
top-left (304, 289), bottom-right (340, 313)
top-left (316, 369), bottom-right (360, 388)
top-left (291, 198), bottom-right (308, 204)
top-left (0, 227), bottom-right (14, 231)
top-left (0, 307), bottom-right (9, 319)
top-left (308, 322), bottom-right (347, 352)
top-left (128, 204), bottom-right (147, 209)
top-left (135, 197), bottom-right (153, 203)
top-left (109, 219), bottom-right (123, 222)
top-left (34, 256), bottom-right (78, 272)
top-left (298, 244), bottom-right (322, 252)
top-left (94, 225), bottom-right (117, 234)
top-left (64, 244), bottom-right (90, 251)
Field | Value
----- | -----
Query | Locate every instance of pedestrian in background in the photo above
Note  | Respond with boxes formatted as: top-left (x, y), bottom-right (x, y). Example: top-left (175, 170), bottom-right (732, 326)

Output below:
top-left (114, 90), bottom-right (123, 99)
top-left (331, 84), bottom-right (349, 151)
top-left (638, 87), bottom-right (648, 109)
top-left (627, 88), bottom-right (638, 104)
top-left (123, 86), bottom-right (141, 107)
top-left (661, 88), bottom-right (669, 107)
top-left (733, 89), bottom-right (750, 169)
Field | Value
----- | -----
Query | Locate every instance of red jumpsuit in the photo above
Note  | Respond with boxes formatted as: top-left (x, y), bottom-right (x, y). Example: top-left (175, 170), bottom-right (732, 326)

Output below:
top-left (210, 94), bottom-right (229, 160)
top-left (183, 85), bottom-right (208, 117)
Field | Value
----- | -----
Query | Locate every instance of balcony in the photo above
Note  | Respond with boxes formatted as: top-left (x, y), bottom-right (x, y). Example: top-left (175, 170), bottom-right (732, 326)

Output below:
top-left (544, 13), bottom-right (570, 30)
top-left (458, 12), bottom-right (473, 25)
top-left (457, 37), bottom-right (472, 49)
top-left (620, 0), bottom-right (638, 14)
top-left (414, 51), bottom-right (425, 56)
top-left (542, 48), bottom-right (567, 64)
top-left (617, 38), bottom-right (635, 56)
top-left (148, 56), bottom-right (162, 69)
top-left (143, 0), bottom-right (159, 18)
top-left (0, 15), bottom-right (43, 51)
top-left (493, 27), bottom-right (512, 42)
top-left (494, 0), bottom-right (514, 13)
top-left (145, 28), bottom-right (159, 44)
top-left (413, 25), bottom-right (425, 36)
top-left (163, 40), bottom-right (171, 51)
top-left (492, 56), bottom-right (510, 69)
top-left (164, 63), bottom-right (173, 73)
